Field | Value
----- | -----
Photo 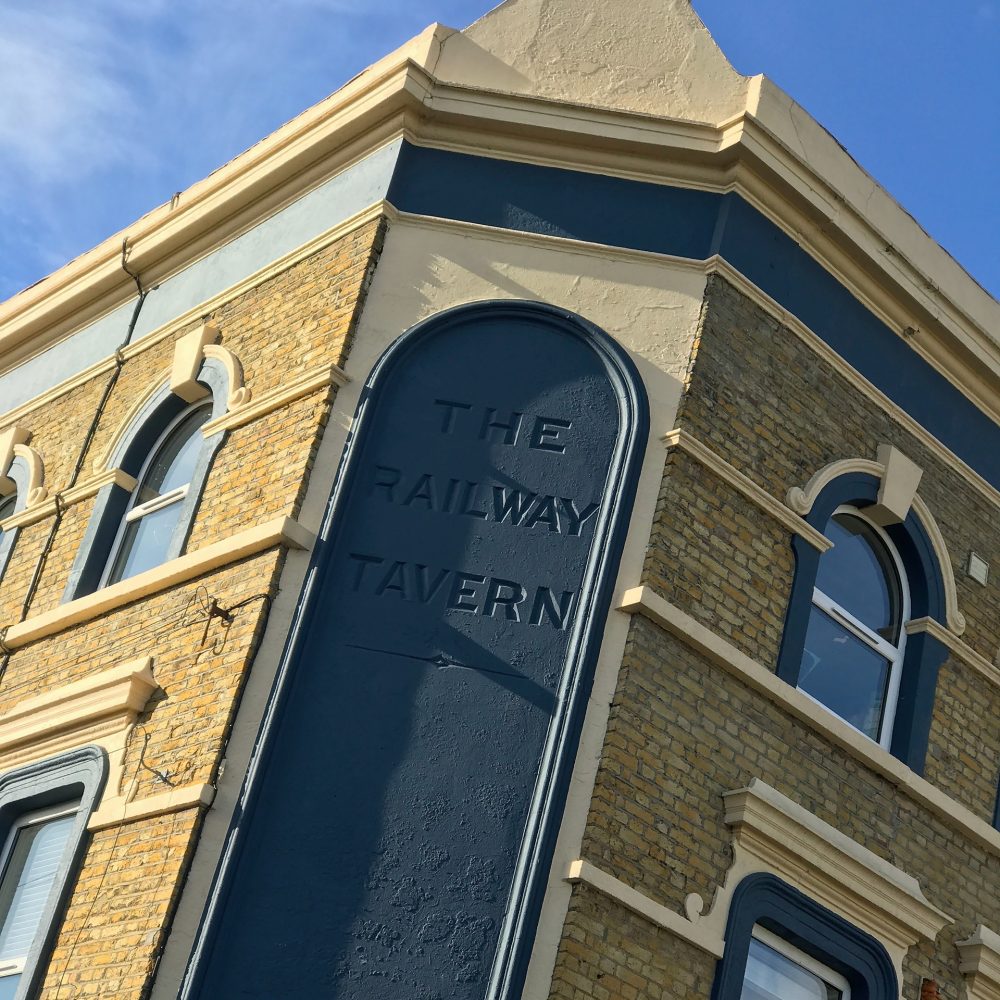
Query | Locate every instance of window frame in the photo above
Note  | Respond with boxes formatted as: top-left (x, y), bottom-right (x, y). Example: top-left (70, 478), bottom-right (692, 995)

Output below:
top-left (0, 748), bottom-right (106, 1000)
top-left (776, 471), bottom-right (950, 774)
top-left (64, 360), bottom-right (233, 602)
top-left (0, 493), bottom-right (17, 573)
top-left (99, 401), bottom-right (212, 589)
top-left (799, 505), bottom-right (909, 750)
top-left (0, 451), bottom-right (36, 585)
top-left (0, 801), bottom-right (79, 985)
top-left (745, 925), bottom-right (852, 1000)
top-left (711, 873), bottom-right (897, 1000)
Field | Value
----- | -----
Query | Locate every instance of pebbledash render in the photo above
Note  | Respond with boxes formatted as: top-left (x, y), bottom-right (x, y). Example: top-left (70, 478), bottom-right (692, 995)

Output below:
top-left (0, 1), bottom-right (997, 998)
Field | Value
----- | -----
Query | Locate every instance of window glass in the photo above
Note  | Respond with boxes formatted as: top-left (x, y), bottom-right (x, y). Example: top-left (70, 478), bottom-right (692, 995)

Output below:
top-left (134, 406), bottom-right (210, 506)
top-left (0, 809), bottom-right (76, 992)
top-left (108, 501), bottom-right (188, 584)
top-left (815, 514), bottom-right (901, 641)
top-left (799, 608), bottom-right (891, 740)
top-left (741, 937), bottom-right (843, 1000)
top-left (0, 495), bottom-right (15, 549)
top-left (107, 403), bottom-right (210, 585)
top-left (800, 508), bottom-right (908, 746)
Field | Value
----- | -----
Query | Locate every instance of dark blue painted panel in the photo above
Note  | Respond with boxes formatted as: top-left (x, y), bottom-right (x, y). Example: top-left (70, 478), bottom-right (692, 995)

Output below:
top-left (388, 142), bottom-right (722, 260)
top-left (388, 143), bottom-right (1000, 492)
top-left (186, 302), bottom-right (647, 998)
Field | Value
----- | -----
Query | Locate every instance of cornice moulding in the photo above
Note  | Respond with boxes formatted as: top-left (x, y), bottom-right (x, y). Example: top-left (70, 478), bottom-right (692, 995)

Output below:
top-left (0, 658), bottom-right (156, 761)
top-left (0, 204), bottom-right (382, 438)
top-left (723, 780), bottom-right (950, 949)
top-left (0, 657), bottom-right (216, 833)
top-left (958, 925), bottom-right (1000, 1000)
top-left (0, 51), bottom-right (996, 421)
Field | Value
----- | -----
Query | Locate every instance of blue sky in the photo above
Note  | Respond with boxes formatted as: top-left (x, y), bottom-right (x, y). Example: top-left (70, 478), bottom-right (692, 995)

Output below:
top-left (1, 1), bottom-right (996, 303)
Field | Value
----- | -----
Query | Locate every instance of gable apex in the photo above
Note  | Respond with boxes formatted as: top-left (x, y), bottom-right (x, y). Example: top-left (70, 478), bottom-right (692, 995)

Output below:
top-left (433, 0), bottom-right (750, 124)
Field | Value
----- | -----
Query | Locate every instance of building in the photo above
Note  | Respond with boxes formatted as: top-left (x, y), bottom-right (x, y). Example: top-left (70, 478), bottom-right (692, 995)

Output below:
top-left (0, 0), bottom-right (997, 997)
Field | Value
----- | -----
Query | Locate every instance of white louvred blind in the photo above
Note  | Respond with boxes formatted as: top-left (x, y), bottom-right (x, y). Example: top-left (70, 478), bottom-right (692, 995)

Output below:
top-left (0, 812), bottom-right (75, 966)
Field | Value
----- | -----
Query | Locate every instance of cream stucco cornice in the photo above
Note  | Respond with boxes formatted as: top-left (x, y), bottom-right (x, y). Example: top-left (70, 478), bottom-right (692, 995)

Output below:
top-left (566, 777), bottom-right (950, 974)
top-left (721, 780), bottom-right (951, 951)
top-left (0, 658), bottom-right (216, 833)
top-left (958, 925), bottom-right (1000, 1000)
top-left (0, 658), bottom-right (156, 765)
top-left (725, 111), bottom-right (1000, 426)
top-left (0, 56), bottom-right (424, 372)
top-left (1, 30), bottom-right (998, 434)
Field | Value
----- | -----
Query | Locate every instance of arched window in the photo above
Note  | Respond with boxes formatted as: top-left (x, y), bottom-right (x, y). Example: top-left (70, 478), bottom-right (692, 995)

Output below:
top-left (798, 508), bottom-right (908, 748)
top-left (0, 431), bottom-right (46, 585)
top-left (65, 366), bottom-right (235, 601)
top-left (777, 463), bottom-right (952, 774)
top-left (0, 491), bottom-right (16, 584)
top-left (102, 403), bottom-right (212, 586)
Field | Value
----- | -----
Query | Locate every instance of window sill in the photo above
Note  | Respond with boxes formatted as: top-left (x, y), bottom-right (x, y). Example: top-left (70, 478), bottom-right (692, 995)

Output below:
top-left (3, 516), bottom-right (314, 651)
top-left (619, 584), bottom-right (1000, 858)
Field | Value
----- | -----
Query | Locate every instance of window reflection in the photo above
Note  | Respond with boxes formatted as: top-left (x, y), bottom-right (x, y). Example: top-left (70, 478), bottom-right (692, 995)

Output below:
top-left (741, 937), bottom-right (843, 1000)
top-left (106, 404), bottom-right (211, 585)
top-left (799, 508), bottom-right (907, 747)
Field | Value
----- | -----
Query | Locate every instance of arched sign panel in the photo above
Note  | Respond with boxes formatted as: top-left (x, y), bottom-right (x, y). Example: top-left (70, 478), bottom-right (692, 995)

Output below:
top-left (185, 301), bottom-right (648, 998)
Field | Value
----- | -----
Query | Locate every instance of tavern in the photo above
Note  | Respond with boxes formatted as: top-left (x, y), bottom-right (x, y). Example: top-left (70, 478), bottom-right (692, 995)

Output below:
top-left (0, 1), bottom-right (996, 999)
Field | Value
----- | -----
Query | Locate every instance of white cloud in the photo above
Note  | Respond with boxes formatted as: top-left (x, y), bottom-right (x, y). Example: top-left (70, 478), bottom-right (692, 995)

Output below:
top-left (0, 0), bottom-right (485, 297)
top-left (0, 4), bottom-right (141, 182)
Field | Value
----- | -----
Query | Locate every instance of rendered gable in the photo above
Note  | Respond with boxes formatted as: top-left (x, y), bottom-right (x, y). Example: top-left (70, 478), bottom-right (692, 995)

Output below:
top-left (433, 0), bottom-right (750, 124)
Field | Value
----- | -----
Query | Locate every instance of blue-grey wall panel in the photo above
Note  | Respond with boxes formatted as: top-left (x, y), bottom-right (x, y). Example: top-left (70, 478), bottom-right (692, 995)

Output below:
top-left (388, 143), bottom-right (1000, 492)
top-left (0, 140), bottom-right (401, 419)
top-left (131, 140), bottom-right (402, 340)
top-left (185, 302), bottom-right (647, 999)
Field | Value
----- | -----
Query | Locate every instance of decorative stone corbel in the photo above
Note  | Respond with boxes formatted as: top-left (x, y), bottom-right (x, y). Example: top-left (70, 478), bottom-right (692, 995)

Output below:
top-left (0, 425), bottom-right (47, 507)
top-left (171, 322), bottom-right (251, 410)
top-left (957, 925), bottom-right (1000, 1000)
top-left (867, 444), bottom-right (923, 527)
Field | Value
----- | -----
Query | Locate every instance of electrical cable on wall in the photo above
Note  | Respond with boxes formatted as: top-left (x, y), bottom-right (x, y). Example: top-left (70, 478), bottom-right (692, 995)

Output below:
top-left (0, 240), bottom-right (149, 683)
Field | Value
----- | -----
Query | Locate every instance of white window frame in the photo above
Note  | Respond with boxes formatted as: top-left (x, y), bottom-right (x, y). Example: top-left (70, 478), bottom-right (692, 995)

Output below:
top-left (0, 801), bottom-right (78, 984)
top-left (748, 925), bottom-right (851, 1000)
top-left (100, 402), bottom-right (208, 588)
top-left (799, 505), bottom-right (909, 751)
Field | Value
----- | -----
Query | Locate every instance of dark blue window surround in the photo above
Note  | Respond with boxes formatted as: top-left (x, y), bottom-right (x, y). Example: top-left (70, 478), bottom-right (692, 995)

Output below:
top-left (776, 473), bottom-right (949, 774)
top-left (0, 748), bottom-right (107, 1000)
top-left (711, 873), bottom-right (897, 1000)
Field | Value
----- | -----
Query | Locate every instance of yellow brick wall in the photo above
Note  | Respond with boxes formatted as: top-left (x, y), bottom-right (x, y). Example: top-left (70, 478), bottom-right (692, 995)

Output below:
top-left (549, 273), bottom-right (1000, 999)
top-left (0, 216), bottom-right (385, 997)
